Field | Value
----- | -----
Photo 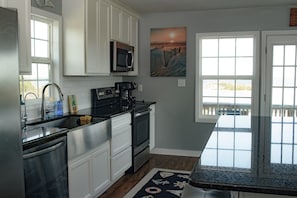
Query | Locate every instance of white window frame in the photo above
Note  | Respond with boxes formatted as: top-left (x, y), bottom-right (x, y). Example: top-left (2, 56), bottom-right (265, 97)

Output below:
top-left (195, 31), bottom-right (260, 123)
top-left (19, 8), bottom-right (62, 120)
top-left (19, 8), bottom-right (62, 104)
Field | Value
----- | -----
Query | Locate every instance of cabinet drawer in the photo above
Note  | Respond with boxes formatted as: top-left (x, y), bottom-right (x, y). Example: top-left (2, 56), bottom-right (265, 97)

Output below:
top-left (111, 125), bottom-right (131, 155)
top-left (111, 113), bottom-right (131, 129)
top-left (111, 146), bottom-right (132, 181)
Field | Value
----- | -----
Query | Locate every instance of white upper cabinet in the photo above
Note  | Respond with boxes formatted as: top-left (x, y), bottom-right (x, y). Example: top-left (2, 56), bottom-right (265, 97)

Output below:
top-left (63, 0), bottom-right (110, 76)
top-left (127, 15), bottom-right (138, 76)
top-left (1, 0), bottom-right (31, 74)
top-left (63, 0), bottom-right (139, 76)
top-left (110, 5), bottom-right (130, 44)
top-left (110, 5), bottom-right (139, 76)
top-left (85, 0), bottom-right (110, 75)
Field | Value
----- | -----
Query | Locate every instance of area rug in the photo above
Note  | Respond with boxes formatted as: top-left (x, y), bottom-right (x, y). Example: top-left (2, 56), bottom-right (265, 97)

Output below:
top-left (124, 168), bottom-right (190, 198)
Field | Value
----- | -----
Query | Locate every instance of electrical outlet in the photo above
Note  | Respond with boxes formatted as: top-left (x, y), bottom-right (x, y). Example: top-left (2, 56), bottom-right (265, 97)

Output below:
top-left (178, 79), bottom-right (186, 87)
top-left (138, 84), bottom-right (143, 92)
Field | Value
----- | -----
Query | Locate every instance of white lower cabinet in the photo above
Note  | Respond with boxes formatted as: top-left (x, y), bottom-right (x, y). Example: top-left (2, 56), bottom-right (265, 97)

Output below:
top-left (68, 141), bottom-right (110, 198)
top-left (110, 112), bottom-right (132, 182)
top-left (111, 146), bottom-right (132, 181)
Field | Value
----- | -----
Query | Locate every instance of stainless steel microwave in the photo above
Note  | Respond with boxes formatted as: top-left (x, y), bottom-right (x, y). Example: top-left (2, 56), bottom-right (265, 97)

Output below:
top-left (110, 41), bottom-right (134, 72)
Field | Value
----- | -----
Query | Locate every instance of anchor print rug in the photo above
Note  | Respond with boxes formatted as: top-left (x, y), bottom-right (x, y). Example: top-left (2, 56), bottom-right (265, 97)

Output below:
top-left (124, 168), bottom-right (190, 198)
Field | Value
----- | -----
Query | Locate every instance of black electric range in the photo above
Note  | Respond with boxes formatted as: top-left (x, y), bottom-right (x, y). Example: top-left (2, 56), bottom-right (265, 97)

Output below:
top-left (90, 87), bottom-right (151, 117)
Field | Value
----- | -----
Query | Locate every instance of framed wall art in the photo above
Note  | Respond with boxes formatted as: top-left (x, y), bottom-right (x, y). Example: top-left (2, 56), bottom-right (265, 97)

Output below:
top-left (150, 27), bottom-right (187, 77)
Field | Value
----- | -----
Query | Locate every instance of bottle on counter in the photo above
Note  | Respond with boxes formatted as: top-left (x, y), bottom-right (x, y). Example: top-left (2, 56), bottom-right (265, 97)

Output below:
top-left (55, 100), bottom-right (63, 116)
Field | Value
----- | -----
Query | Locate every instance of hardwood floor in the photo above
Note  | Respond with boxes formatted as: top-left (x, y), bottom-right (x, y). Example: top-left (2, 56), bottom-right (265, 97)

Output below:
top-left (99, 154), bottom-right (198, 198)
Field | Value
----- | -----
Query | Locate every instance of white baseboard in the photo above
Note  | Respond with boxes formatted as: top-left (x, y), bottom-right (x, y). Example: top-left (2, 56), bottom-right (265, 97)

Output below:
top-left (150, 147), bottom-right (202, 157)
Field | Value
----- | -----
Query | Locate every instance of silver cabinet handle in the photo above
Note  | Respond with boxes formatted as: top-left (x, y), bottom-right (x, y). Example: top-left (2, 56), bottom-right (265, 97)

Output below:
top-left (23, 141), bottom-right (64, 160)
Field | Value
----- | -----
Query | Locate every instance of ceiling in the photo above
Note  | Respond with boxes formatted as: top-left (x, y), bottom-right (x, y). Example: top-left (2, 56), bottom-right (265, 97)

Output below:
top-left (113, 0), bottom-right (297, 14)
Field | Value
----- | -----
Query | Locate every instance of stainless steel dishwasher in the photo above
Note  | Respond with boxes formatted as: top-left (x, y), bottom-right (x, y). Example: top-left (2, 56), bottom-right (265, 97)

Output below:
top-left (23, 135), bottom-right (68, 198)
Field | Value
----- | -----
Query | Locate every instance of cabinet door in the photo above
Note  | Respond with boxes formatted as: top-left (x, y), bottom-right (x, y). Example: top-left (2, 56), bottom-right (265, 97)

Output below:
top-left (63, 0), bottom-right (85, 75)
top-left (4, 0), bottom-right (31, 74)
top-left (110, 5), bottom-right (120, 41)
top-left (127, 15), bottom-right (138, 76)
top-left (111, 124), bottom-right (131, 155)
top-left (111, 5), bottom-right (130, 44)
top-left (85, 0), bottom-right (99, 74)
top-left (85, 0), bottom-right (110, 75)
top-left (120, 11), bottom-right (130, 44)
top-left (130, 15), bottom-right (138, 47)
top-left (68, 156), bottom-right (92, 198)
top-left (111, 146), bottom-right (132, 181)
top-left (92, 141), bottom-right (110, 196)
top-left (111, 112), bottom-right (131, 127)
top-left (97, 0), bottom-right (110, 75)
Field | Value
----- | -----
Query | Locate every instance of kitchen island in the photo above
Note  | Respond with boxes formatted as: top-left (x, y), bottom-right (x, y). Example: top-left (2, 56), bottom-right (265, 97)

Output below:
top-left (189, 115), bottom-right (297, 197)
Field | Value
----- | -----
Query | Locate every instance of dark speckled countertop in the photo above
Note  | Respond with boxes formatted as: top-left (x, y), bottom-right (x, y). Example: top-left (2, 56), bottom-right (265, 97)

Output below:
top-left (189, 116), bottom-right (297, 196)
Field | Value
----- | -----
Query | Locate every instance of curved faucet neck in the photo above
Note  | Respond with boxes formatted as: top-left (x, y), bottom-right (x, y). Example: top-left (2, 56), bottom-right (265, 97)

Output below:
top-left (41, 83), bottom-right (64, 120)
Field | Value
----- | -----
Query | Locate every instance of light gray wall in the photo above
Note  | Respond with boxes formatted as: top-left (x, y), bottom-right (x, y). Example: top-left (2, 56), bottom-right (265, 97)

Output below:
top-left (125, 5), bottom-right (297, 151)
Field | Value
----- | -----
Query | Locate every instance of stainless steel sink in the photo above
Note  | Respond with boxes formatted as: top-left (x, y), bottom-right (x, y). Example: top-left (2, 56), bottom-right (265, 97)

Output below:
top-left (26, 115), bottom-right (105, 130)
top-left (23, 115), bottom-right (109, 150)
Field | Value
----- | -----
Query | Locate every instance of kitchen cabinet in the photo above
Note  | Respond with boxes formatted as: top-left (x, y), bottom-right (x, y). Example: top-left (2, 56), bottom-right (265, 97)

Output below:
top-left (68, 141), bottom-right (110, 198)
top-left (127, 15), bottom-right (139, 76)
top-left (1, 0), bottom-right (31, 74)
top-left (149, 104), bottom-right (155, 151)
top-left (63, 0), bottom-right (110, 76)
top-left (110, 5), bottom-right (130, 44)
top-left (110, 4), bottom-right (139, 76)
top-left (110, 112), bottom-right (132, 182)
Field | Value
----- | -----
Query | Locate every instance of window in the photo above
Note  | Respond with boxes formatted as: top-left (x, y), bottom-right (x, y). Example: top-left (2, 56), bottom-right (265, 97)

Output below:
top-left (195, 32), bottom-right (260, 123)
top-left (19, 17), bottom-right (52, 100)
top-left (196, 32), bottom-right (260, 170)
top-left (19, 9), bottom-right (61, 120)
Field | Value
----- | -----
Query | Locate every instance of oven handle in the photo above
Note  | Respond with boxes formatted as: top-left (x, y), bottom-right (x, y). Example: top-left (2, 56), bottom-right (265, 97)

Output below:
top-left (23, 140), bottom-right (64, 160)
top-left (134, 108), bottom-right (151, 118)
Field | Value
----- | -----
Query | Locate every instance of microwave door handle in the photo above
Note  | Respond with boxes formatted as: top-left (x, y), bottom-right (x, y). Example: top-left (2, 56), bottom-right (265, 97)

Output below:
top-left (126, 50), bottom-right (134, 68)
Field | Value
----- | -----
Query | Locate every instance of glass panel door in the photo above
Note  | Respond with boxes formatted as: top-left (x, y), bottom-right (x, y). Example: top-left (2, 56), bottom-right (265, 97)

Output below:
top-left (265, 33), bottom-right (297, 165)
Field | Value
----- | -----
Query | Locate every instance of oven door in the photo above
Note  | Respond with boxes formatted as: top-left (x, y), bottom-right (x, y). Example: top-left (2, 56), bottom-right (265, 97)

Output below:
top-left (133, 109), bottom-right (150, 155)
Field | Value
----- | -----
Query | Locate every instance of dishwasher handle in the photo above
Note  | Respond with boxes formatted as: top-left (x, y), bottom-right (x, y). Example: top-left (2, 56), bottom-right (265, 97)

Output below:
top-left (23, 140), bottom-right (64, 160)
top-left (134, 108), bottom-right (151, 118)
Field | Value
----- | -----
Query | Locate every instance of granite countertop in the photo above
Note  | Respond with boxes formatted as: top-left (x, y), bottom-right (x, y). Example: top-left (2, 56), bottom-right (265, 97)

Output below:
top-left (22, 115), bottom-right (108, 149)
top-left (189, 115), bottom-right (297, 196)
top-left (23, 100), bottom-right (156, 149)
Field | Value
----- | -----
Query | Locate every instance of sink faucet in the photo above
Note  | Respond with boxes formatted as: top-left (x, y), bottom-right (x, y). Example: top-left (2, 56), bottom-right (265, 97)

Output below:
top-left (41, 83), bottom-right (64, 120)
top-left (21, 92), bottom-right (38, 128)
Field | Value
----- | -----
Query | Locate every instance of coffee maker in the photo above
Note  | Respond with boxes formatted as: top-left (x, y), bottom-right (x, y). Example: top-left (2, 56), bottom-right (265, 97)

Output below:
top-left (115, 82), bottom-right (136, 109)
